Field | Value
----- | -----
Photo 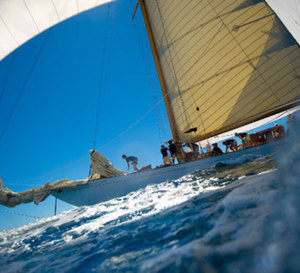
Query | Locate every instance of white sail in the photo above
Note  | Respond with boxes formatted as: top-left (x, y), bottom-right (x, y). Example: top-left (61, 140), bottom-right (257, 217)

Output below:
top-left (143, 0), bottom-right (300, 144)
top-left (266, 0), bottom-right (300, 45)
top-left (0, 0), bottom-right (114, 61)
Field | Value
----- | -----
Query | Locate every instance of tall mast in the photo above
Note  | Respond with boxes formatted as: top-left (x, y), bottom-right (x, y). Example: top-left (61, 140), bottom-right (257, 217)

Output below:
top-left (139, 0), bottom-right (179, 143)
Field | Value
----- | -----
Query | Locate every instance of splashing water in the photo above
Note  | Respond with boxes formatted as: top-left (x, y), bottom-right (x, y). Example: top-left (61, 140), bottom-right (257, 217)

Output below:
top-left (1, 118), bottom-right (300, 272)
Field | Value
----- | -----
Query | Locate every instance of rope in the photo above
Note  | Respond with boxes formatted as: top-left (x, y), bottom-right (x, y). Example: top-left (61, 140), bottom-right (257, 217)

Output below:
top-left (0, 209), bottom-right (41, 220)
top-left (97, 95), bottom-right (166, 150)
top-left (92, 5), bottom-right (112, 150)
top-left (154, 0), bottom-right (191, 130)
top-left (130, 0), bottom-right (167, 143)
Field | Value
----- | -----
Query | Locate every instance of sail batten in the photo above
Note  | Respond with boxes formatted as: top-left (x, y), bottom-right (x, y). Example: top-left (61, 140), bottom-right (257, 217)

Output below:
top-left (144, 0), bottom-right (300, 144)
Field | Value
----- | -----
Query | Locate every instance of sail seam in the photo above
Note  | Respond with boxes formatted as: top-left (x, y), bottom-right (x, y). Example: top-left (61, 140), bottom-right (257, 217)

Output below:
top-left (22, 0), bottom-right (40, 32)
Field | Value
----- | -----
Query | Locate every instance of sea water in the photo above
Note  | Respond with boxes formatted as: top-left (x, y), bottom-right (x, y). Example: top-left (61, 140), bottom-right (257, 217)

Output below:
top-left (1, 124), bottom-right (300, 272)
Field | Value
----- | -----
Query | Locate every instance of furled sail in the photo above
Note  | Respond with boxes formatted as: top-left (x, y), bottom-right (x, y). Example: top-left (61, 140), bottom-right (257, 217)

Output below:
top-left (89, 150), bottom-right (126, 178)
top-left (143, 0), bottom-right (300, 144)
top-left (0, 0), bottom-right (114, 61)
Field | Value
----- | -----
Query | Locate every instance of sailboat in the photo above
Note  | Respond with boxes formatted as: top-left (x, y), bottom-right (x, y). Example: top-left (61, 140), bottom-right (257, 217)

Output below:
top-left (0, 0), bottom-right (300, 207)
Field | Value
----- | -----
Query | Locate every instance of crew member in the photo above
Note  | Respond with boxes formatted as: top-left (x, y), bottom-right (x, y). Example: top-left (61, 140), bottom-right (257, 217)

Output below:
top-left (212, 143), bottom-right (223, 156)
top-left (122, 154), bottom-right (139, 171)
top-left (160, 145), bottom-right (171, 166)
top-left (168, 140), bottom-right (178, 165)
top-left (223, 139), bottom-right (237, 153)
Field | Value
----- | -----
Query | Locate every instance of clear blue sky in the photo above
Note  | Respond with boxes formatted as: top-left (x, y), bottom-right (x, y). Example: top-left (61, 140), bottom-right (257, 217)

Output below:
top-left (0, 0), bottom-right (287, 231)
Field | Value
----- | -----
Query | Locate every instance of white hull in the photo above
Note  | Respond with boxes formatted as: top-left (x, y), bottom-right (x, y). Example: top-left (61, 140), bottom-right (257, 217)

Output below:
top-left (52, 141), bottom-right (281, 206)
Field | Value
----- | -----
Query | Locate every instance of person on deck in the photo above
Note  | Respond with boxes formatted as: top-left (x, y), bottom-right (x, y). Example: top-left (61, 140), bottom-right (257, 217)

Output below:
top-left (223, 139), bottom-right (237, 153)
top-left (235, 132), bottom-right (248, 146)
top-left (212, 143), bottom-right (223, 156)
top-left (273, 124), bottom-right (285, 139)
top-left (168, 140), bottom-right (178, 165)
top-left (161, 145), bottom-right (171, 166)
top-left (188, 143), bottom-right (199, 159)
top-left (206, 143), bottom-right (212, 156)
top-left (122, 154), bottom-right (139, 172)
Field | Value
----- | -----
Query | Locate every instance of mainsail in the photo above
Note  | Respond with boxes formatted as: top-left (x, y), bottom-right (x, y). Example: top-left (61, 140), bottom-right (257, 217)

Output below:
top-left (0, 0), bottom-right (114, 61)
top-left (142, 0), bottom-right (300, 144)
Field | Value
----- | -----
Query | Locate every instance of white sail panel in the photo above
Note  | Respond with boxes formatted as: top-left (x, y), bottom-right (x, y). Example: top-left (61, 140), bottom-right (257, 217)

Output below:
top-left (0, 0), bottom-right (114, 61)
top-left (144, 0), bottom-right (300, 143)
top-left (266, 0), bottom-right (300, 45)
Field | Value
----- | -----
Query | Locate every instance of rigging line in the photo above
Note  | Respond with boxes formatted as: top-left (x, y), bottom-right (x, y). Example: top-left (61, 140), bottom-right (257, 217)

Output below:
top-left (93, 4), bottom-right (111, 149)
top-left (0, 14), bottom-right (19, 45)
top-left (0, 30), bottom-right (51, 142)
top-left (154, 0), bottom-right (191, 130)
top-left (233, 13), bottom-right (274, 31)
top-left (75, 0), bottom-right (80, 13)
top-left (132, 3), bottom-right (166, 143)
top-left (0, 54), bottom-right (15, 106)
top-left (97, 95), bottom-right (166, 150)
top-left (0, 209), bottom-right (41, 219)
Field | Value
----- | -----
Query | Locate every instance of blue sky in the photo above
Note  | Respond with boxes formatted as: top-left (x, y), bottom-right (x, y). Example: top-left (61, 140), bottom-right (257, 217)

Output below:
top-left (0, 0), bottom-right (288, 231)
top-left (0, 0), bottom-right (173, 230)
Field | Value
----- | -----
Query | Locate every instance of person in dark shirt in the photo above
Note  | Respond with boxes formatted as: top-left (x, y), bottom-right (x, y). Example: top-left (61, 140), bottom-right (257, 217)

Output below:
top-left (161, 145), bottom-right (171, 165)
top-left (212, 143), bottom-right (223, 156)
top-left (122, 154), bottom-right (138, 171)
top-left (168, 140), bottom-right (178, 164)
top-left (223, 139), bottom-right (237, 153)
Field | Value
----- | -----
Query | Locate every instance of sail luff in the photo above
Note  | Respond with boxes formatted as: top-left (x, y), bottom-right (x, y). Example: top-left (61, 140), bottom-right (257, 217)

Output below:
top-left (139, 0), bottom-right (179, 143)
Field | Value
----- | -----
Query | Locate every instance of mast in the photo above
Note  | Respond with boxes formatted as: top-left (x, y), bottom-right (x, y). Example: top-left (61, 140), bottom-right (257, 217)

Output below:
top-left (138, 0), bottom-right (179, 143)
